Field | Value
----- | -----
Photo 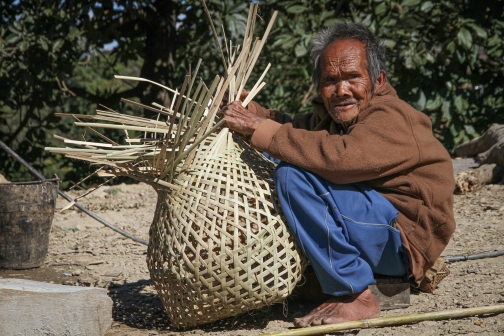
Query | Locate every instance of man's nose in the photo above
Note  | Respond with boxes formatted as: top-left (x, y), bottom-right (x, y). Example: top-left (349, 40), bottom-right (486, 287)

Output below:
top-left (334, 81), bottom-right (351, 97)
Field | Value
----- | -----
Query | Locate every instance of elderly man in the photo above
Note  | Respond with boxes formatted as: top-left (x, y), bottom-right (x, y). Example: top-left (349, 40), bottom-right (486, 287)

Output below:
top-left (221, 22), bottom-right (455, 327)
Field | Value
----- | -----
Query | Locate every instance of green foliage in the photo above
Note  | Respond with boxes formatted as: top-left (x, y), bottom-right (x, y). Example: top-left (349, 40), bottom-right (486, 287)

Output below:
top-left (1, 0), bottom-right (503, 187)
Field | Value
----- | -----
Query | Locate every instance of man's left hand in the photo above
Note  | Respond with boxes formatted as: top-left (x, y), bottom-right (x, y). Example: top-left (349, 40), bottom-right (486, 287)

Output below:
top-left (220, 101), bottom-right (267, 135)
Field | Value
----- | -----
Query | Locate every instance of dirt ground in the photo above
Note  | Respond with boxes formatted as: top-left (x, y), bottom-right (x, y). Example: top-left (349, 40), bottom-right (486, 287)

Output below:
top-left (1, 158), bottom-right (503, 335)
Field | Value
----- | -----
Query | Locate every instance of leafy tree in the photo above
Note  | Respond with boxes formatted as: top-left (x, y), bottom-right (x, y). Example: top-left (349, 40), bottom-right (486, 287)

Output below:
top-left (1, 0), bottom-right (503, 186)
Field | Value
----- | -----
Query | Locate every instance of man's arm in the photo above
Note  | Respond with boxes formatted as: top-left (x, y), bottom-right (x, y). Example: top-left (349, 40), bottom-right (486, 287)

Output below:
top-left (247, 104), bottom-right (421, 185)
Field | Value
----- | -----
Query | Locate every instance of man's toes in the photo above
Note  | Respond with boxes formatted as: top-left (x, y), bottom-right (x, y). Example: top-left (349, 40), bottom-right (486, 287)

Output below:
top-left (310, 318), bottom-right (323, 326)
top-left (293, 317), bottom-right (309, 328)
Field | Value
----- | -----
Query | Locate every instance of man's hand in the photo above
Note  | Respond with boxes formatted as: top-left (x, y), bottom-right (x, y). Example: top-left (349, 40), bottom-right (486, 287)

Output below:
top-left (220, 101), bottom-right (267, 135)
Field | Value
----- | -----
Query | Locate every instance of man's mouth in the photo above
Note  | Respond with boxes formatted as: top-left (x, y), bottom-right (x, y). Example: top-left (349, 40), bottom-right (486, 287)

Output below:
top-left (332, 100), bottom-right (359, 111)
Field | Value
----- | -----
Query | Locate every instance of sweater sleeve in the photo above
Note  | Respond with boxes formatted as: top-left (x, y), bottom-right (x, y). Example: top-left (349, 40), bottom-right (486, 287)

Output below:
top-left (252, 102), bottom-right (423, 185)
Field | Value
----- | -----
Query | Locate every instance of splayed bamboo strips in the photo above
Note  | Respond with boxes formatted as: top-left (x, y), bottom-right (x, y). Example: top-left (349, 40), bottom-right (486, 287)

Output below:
top-left (237, 11), bottom-right (278, 95)
top-left (172, 76), bottom-right (222, 176)
top-left (259, 305), bottom-right (504, 336)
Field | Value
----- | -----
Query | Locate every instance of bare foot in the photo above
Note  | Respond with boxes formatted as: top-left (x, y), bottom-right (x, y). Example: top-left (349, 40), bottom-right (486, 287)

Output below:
top-left (293, 287), bottom-right (380, 328)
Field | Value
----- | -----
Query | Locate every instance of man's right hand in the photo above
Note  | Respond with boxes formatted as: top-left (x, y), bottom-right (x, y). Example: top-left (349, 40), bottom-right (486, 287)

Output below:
top-left (219, 89), bottom-right (250, 110)
top-left (220, 101), bottom-right (267, 135)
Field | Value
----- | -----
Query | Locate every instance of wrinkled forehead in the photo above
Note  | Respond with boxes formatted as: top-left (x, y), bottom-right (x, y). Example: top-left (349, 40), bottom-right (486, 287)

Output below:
top-left (320, 40), bottom-right (367, 72)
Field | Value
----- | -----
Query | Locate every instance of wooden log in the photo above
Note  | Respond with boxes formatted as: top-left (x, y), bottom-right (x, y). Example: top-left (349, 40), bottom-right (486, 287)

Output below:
top-left (454, 163), bottom-right (504, 194)
top-left (455, 124), bottom-right (504, 166)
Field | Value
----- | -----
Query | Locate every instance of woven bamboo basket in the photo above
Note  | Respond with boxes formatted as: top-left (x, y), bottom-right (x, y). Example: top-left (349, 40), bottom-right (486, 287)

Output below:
top-left (147, 129), bottom-right (306, 328)
top-left (47, 2), bottom-right (308, 328)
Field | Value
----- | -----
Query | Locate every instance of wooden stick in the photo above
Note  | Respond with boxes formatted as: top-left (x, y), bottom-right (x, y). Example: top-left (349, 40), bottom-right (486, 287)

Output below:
top-left (259, 305), bottom-right (504, 336)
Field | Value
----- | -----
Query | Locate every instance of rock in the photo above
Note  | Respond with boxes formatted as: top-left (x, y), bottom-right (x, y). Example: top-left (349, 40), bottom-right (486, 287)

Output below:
top-left (0, 174), bottom-right (10, 183)
top-left (0, 279), bottom-right (112, 336)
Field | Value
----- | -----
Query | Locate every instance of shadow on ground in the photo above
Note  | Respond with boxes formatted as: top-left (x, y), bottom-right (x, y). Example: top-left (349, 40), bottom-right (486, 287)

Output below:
top-left (108, 279), bottom-right (299, 332)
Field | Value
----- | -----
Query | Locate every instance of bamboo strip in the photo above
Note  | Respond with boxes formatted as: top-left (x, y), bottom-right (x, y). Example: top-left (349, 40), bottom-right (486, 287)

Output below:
top-left (247, 63), bottom-right (270, 98)
top-left (64, 154), bottom-right (118, 166)
top-left (221, 23), bottom-right (230, 62)
top-left (114, 75), bottom-right (194, 102)
top-left (242, 82), bottom-right (266, 107)
top-left (259, 305), bottom-right (504, 336)
top-left (167, 75), bottom-right (190, 138)
top-left (64, 139), bottom-right (112, 147)
top-left (201, 0), bottom-right (227, 69)
top-left (72, 115), bottom-right (118, 145)
top-left (71, 113), bottom-right (172, 129)
top-left (74, 122), bottom-right (169, 134)
top-left (45, 147), bottom-right (116, 154)
top-left (120, 98), bottom-right (181, 119)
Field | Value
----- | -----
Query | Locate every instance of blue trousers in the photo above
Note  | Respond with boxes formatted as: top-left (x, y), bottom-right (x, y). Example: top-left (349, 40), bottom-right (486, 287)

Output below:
top-left (274, 162), bottom-right (409, 296)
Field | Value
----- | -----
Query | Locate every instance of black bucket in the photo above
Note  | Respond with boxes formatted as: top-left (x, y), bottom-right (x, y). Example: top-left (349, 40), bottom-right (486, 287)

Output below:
top-left (0, 178), bottom-right (59, 269)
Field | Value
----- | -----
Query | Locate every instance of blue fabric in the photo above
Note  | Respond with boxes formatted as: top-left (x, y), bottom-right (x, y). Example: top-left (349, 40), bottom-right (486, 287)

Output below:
top-left (274, 162), bottom-right (409, 296)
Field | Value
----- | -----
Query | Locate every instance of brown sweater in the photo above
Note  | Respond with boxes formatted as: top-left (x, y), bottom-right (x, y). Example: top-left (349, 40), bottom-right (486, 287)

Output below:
top-left (248, 83), bottom-right (456, 285)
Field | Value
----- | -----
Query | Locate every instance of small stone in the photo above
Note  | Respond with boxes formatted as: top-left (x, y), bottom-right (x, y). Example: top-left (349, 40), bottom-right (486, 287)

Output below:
top-left (88, 260), bottom-right (106, 266)
top-left (474, 319), bottom-right (483, 326)
top-left (467, 293), bottom-right (473, 298)
top-left (62, 272), bottom-right (73, 277)
top-left (73, 269), bottom-right (82, 276)
top-left (86, 265), bottom-right (96, 270)
top-left (467, 269), bottom-right (478, 274)
top-left (104, 272), bottom-right (122, 278)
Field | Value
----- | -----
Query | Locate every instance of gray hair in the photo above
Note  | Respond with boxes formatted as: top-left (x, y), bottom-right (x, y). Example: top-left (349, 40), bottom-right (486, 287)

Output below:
top-left (310, 22), bottom-right (387, 92)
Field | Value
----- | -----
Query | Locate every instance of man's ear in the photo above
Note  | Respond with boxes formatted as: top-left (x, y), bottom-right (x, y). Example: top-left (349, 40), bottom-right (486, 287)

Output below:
top-left (374, 70), bottom-right (386, 93)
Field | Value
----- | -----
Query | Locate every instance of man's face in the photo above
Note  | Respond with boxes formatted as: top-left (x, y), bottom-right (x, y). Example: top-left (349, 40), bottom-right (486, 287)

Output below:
top-left (319, 39), bottom-right (379, 124)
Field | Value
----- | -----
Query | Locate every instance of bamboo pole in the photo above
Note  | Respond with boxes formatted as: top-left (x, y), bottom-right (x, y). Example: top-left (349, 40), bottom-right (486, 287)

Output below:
top-left (259, 305), bottom-right (504, 336)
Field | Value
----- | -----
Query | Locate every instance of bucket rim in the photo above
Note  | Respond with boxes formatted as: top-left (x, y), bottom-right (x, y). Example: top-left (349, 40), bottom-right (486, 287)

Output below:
top-left (0, 177), bottom-right (60, 186)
